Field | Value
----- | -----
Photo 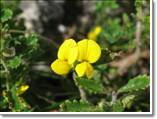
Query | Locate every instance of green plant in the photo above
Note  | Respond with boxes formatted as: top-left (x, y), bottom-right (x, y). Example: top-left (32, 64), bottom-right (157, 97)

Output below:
top-left (0, 0), bottom-right (150, 112)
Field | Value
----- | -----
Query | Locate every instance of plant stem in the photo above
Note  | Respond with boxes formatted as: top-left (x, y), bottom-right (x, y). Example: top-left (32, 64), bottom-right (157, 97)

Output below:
top-left (1, 59), bottom-right (10, 91)
top-left (78, 86), bottom-right (87, 101)
top-left (111, 91), bottom-right (118, 104)
top-left (73, 73), bottom-right (87, 101)
top-left (135, 3), bottom-right (143, 54)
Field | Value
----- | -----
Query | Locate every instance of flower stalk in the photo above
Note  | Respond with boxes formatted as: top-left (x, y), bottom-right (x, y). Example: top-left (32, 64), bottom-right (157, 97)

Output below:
top-left (73, 73), bottom-right (87, 101)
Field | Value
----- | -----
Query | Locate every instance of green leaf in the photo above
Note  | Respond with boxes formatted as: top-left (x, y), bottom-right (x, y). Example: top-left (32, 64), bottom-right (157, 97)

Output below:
top-left (60, 100), bottom-right (103, 112)
top-left (121, 95), bottom-right (136, 109)
top-left (75, 77), bottom-right (104, 94)
top-left (96, 0), bottom-right (119, 12)
top-left (112, 101), bottom-right (124, 112)
top-left (1, 8), bottom-right (13, 22)
top-left (26, 34), bottom-right (38, 47)
top-left (118, 75), bottom-right (150, 93)
top-left (8, 56), bottom-right (22, 69)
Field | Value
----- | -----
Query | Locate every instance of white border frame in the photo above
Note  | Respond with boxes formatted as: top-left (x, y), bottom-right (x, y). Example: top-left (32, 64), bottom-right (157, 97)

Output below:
top-left (0, 0), bottom-right (153, 116)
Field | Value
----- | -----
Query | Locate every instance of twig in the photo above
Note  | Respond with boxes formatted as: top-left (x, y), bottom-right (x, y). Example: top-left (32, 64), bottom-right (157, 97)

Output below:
top-left (109, 49), bottom-right (149, 78)
top-left (135, 6), bottom-right (143, 54)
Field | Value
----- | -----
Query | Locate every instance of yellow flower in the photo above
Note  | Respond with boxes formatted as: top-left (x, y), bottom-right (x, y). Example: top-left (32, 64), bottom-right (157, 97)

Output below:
top-left (75, 39), bottom-right (101, 78)
top-left (17, 85), bottom-right (29, 95)
top-left (51, 59), bottom-right (71, 75)
top-left (51, 39), bottom-right (78, 75)
top-left (88, 26), bottom-right (102, 41)
top-left (75, 62), bottom-right (93, 78)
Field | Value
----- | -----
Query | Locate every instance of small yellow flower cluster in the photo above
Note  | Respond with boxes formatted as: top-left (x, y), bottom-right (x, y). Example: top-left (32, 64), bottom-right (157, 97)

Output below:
top-left (51, 39), bottom-right (101, 78)
top-left (17, 85), bottom-right (29, 95)
top-left (87, 26), bottom-right (102, 41)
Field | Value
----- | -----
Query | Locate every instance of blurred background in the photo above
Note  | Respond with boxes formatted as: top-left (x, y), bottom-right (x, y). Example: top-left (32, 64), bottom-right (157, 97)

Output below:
top-left (0, 0), bottom-right (150, 112)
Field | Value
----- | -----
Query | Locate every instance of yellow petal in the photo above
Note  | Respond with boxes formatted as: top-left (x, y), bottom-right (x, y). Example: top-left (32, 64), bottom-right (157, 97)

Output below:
top-left (17, 85), bottom-right (29, 95)
top-left (51, 59), bottom-right (71, 75)
top-left (94, 26), bottom-right (102, 35)
top-left (88, 32), bottom-right (97, 41)
top-left (68, 46), bottom-right (78, 65)
top-left (75, 62), bottom-right (87, 77)
top-left (58, 39), bottom-right (77, 64)
top-left (86, 40), bottom-right (101, 63)
top-left (85, 62), bottom-right (94, 78)
top-left (77, 39), bottom-right (88, 62)
top-left (87, 26), bottom-right (102, 41)
top-left (75, 62), bottom-right (94, 78)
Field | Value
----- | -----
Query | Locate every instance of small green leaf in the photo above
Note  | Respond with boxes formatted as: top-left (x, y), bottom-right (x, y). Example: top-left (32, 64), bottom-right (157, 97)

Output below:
top-left (26, 34), bottom-right (38, 47)
top-left (60, 100), bottom-right (102, 112)
top-left (8, 56), bottom-right (22, 69)
top-left (75, 77), bottom-right (104, 94)
top-left (118, 75), bottom-right (150, 93)
top-left (1, 8), bottom-right (13, 22)
top-left (122, 95), bottom-right (136, 109)
top-left (112, 101), bottom-right (124, 112)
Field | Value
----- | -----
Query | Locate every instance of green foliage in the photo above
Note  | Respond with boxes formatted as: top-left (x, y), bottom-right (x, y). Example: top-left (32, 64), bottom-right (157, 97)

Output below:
top-left (121, 95), bottom-right (136, 109)
top-left (8, 56), bottom-right (22, 69)
top-left (118, 75), bottom-right (150, 93)
top-left (60, 100), bottom-right (103, 112)
top-left (95, 0), bottom-right (119, 12)
top-left (74, 77), bottom-right (104, 94)
top-left (0, 8), bottom-right (13, 22)
top-left (10, 86), bottom-right (30, 111)
top-left (0, 7), bottom-right (42, 112)
top-left (26, 34), bottom-right (39, 47)
top-left (0, 0), bottom-right (150, 112)
top-left (111, 101), bottom-right (124, 112)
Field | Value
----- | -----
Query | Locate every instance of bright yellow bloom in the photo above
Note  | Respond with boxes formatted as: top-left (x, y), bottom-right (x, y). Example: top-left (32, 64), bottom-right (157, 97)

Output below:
top-left (75, 62), bottom-right (93, 78)
top-left (51, 38), bottom-right (101, 78)
top-left (51, 39), bottom-right (78, 75)
top-left (88, 26), bottom-right (102, 41)
top-left (58, 39), bottom-right (78, 65)
top-left (51, 59), bottom-right (71, 75)
top-left (77, 39), bottom-right (101, 63)
top-left (75, 39), bottom-right (101, 78)
top-left (17, 85), bottom-right (29, 95)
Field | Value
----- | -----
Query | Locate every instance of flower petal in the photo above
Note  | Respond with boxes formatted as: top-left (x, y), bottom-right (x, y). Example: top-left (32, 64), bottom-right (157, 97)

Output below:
top-left (68, 46), bottom-right (78, 65)
top-left (77, 39), bottom-right (88, 62)
top-left (94, 26), bottom-right (102, 35)
top-left (58, 39), bottom-right (77, 64)
top-left (17, 85), bottom-right (29, 95)
top-left (75, 62), bottom-right (94, 78)
top-left (85, 62), bottom-right (94, 78)
top-left (51, 59), bottom-right (71, 75)
top-left (86, 40), bottom-right (101, 63)
top-left (75, 62), bottom-right (87, 77)
top-left (88, 26), bottom-right (102, 41)
top-left (88, 32), bottom-right (97, 41)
